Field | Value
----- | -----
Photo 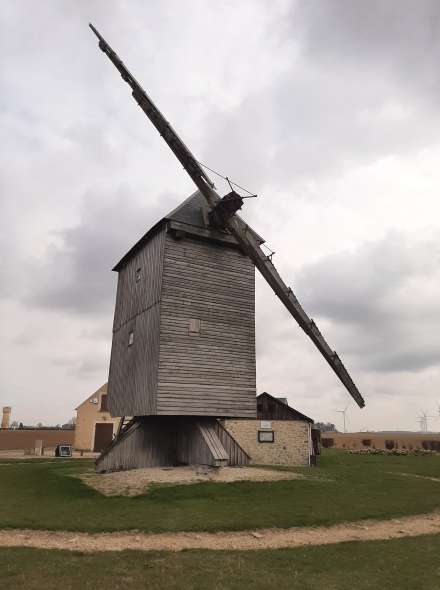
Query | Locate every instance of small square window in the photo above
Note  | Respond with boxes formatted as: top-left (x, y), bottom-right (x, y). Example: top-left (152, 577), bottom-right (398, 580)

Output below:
top-left (189, 318), bottom-right (202, 334)
top-left (136, 268), bottom-right (141, 282)
top-left (258, 430), bottom-right (274, 443)
top-left (128, 331), bottom-right (134, 346)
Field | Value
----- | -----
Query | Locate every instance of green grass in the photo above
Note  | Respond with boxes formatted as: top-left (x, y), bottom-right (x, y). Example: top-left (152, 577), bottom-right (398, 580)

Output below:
top-left (1, 534), bottom-right (440, 590)
top-left (0, 450), bottom-right (438, 533)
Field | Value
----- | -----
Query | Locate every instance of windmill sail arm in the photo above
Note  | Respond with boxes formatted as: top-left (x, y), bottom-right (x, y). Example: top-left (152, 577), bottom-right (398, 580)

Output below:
top-left (90, 24), bottom-right (365, 409)
top-left (89, 24), bottom-right (217, 202)
top-left (223, 215), bottom-right (365, 408)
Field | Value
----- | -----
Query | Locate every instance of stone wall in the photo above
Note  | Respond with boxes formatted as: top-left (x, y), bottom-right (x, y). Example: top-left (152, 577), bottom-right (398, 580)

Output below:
top-left (0, 429), bottom-right (75, 451)
top-left (222, 419), bottom-right (311, 466)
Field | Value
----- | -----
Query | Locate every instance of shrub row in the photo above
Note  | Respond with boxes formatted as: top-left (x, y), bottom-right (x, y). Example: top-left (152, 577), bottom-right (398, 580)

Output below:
top-left (422, 440), bottom-right (440, 451)
top-left (346, 448), bottom-right (439, 456)
top-left (322, 439), bottom-right (440, 451)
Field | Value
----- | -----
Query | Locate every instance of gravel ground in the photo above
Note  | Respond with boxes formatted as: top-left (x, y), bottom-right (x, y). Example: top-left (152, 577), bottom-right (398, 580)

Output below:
top-left (74, 465), bottom-right (305, 496)
top-left (0, 512), bottom-right (438, 552)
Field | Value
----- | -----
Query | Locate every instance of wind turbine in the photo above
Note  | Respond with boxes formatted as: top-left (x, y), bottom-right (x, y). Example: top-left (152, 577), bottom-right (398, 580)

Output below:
top-left (414, 413), bottom-right (425, 432)
top-left (415, 409), bottom-right (436, 433)
top-left (334, 403), bottom-right (351, 433)
top-left (424, 409), bottom-right (436, 432)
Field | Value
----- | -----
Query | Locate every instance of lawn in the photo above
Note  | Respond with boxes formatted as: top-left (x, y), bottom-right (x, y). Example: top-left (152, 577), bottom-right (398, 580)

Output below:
top-left (1, 535), bottom-right (439, 590)
top-left (0, 449), bottom-right (438, 534)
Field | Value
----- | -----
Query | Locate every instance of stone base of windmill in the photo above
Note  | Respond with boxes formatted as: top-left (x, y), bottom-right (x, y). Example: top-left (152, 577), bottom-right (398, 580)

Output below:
top-left (94, 416), bottom-right (250, 473)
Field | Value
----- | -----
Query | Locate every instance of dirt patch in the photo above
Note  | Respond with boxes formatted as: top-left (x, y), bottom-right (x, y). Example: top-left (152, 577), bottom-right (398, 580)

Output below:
top-left (0, 512), bottom-right (438, 552)
top-left (74, 466), bottom-right (305, 496)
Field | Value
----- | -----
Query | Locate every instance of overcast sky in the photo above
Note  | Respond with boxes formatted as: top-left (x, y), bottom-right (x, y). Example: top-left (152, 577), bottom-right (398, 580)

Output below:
top-left (1, 0), bottom-right (440, 432)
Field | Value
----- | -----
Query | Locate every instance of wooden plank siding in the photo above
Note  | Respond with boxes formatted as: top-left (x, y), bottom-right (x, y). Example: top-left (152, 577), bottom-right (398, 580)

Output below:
top-left (95, 417), bottom-right (250, 471)
top-left (177, 418), bottom-right (229, 467)
top-left (112, 228), bottom-right (165, 331)
top-left (107, 228), bottom-right (165, 417)
top-left (96, 417), bottom-right (177, 472)
top-left (108, 224), bottom-right (257, 419)
top-left (157, 233), bottom-right (257, 418)
top-left (214, 420), bottom-right (250, 466)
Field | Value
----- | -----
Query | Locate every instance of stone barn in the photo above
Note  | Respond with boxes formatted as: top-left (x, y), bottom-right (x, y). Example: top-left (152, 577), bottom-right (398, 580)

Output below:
top-left (222, 392), bottom-right (314, 466)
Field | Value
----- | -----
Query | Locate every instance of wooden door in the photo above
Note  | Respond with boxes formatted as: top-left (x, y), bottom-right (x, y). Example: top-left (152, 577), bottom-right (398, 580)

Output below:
top-left (93, 423), bottom-right (114, 452)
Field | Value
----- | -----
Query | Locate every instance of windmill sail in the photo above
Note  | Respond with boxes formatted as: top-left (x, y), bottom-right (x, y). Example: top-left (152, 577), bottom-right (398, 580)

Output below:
top-left (89, 24), bottom-right (365, 409)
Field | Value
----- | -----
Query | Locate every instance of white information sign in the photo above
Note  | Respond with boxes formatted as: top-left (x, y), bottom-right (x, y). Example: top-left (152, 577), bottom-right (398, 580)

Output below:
top-left (258, 430), bottom-right (274, 443)
top-left (260, 421), bottom-right (271, 429)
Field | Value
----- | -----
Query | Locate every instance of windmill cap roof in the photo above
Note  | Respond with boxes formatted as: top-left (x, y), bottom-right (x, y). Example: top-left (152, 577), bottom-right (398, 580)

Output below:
top-left (164, 190), bottom-right (208, 228)
top-left (112, 190), bottom-right (264, 271)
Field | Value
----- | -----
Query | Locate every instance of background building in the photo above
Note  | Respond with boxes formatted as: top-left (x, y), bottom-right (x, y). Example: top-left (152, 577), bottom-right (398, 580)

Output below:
top-left (222, 393), bottom-right (314, 466)
top-left (74, 383), bottom-right (121, 452)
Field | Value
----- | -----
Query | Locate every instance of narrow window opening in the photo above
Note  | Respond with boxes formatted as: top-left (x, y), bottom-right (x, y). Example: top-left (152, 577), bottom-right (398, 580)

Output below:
top-left (136, 268), bottom-right (141, 282)
top-left (100, 394), bottom-right (108, 412)
top-left (128, 331), bottom-right (134, 346)
top-left (189, 318), bottom-right (202, 335)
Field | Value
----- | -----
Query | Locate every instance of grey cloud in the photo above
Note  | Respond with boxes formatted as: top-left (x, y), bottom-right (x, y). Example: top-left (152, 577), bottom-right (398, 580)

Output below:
top-left (51, 357), bottom-right (77, 367)
top-left (12, 334), bottom-right (36, 347)
top-left (295, 230), bottom-right (440, 318)
top-left (79, 324), bottom-right (113, 341)
top-left (202, 67), bottom-right (440, 193)
top-left (200, 90), bottom-right (276, 192)
top-left (364, 350), bottom-right (440, 374)
top-left (68, 358), bottom-right (109, 380)
top-left (199, 1), bottom-right (440, 193)
top-left (5, 186), bottom-right (178, 316)
top-left (293, 229), bottom-right (440, 373)
top-left (290, 0), bottom-right (440, 99)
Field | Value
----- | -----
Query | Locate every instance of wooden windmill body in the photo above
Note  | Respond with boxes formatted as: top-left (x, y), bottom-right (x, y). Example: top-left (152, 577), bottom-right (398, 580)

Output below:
top-left (91, 25), bottom-right (365, 472)
top-left (108, 191), bottom-right (259, 420)
top-left (97, 193), bottom-right (259, 471)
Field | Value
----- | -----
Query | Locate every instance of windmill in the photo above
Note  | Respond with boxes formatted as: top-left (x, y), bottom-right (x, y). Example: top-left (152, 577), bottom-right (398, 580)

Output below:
top-left (89, 25), bottom-right (365, 473)
top-left (334, 404), bottom-right (351, 433)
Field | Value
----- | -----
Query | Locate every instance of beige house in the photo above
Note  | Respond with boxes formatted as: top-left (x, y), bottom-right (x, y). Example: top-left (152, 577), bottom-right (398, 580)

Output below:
top-left (74, 383), bottom-right (122, 452)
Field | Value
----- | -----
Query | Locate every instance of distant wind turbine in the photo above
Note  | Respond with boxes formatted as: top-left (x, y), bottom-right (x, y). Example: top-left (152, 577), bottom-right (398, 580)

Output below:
top-left (415, 409), bottom-right (436, 432)
top-left (334, 403), bottom-right (351, 433)
top-left (415, 413), bottom-right (425, 432)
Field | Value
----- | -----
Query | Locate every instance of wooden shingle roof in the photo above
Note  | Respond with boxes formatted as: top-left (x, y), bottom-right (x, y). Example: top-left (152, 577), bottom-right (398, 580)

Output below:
top-left (257, 392), bottom-right (313, 423)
